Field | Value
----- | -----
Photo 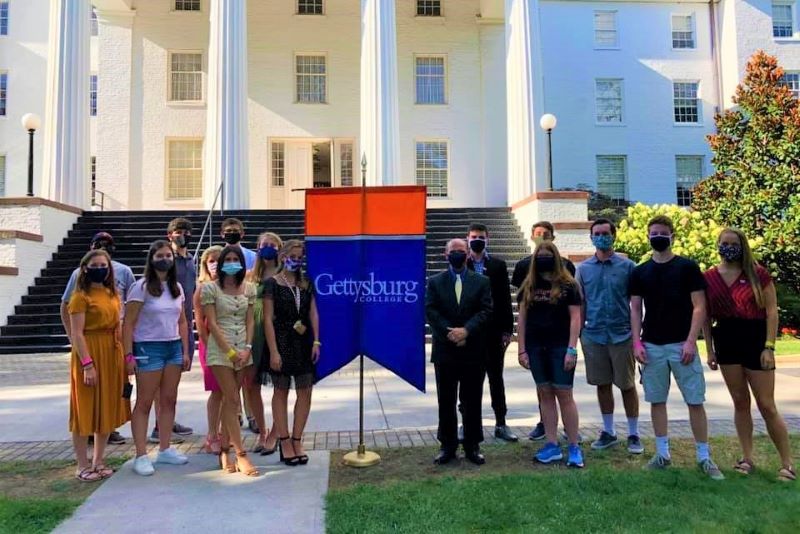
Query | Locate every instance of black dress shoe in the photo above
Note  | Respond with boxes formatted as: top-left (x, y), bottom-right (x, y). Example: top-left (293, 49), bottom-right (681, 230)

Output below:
top-left (494, 425), bottom-right (519, 442)
top-left (434, 449), bottom-right (457, 465)
top-left (464, 448), bottom-right (486, 465)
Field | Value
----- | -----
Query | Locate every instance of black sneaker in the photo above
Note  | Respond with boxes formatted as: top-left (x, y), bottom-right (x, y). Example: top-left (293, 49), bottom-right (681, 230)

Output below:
top-left (494, 425), bottom-right (519, 442)
top-left (172, 422), bottom-right (193, 436)
top-left (528, 422), bottom-right (546, 441)
top-left (591, 431), bottom-right (619, 450)
top-left (149, 428), bottom-right (185, 444)
top-left (627, 435), bottom-right (644, 455)
top-left (107, 431), bottom-right (126, 445)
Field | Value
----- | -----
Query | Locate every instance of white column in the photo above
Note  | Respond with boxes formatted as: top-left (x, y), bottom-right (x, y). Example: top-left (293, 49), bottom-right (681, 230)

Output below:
top-left (43, 0), bottom-right (91, 208)
top-left (359, 0), bottom-right (401, 186)
top-left (505, 0), bottom-right (546, 204)
top-left (205, 0), bottom-right (249, 209)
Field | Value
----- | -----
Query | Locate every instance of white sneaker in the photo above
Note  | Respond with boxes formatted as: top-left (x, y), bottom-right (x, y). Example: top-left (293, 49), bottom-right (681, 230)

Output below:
top-left (156, 447), bottom-right (189, 465)
top-left (133, 455), bottom-right (155, 476)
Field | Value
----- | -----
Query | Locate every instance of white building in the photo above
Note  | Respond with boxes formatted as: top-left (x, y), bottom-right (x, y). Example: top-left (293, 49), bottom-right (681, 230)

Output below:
top-left (0, 0), bottom-right (798, 210)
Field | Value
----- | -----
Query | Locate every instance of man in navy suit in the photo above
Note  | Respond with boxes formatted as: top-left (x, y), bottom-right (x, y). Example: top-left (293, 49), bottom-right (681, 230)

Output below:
top-left (426, 239), bottom-right (493, 465)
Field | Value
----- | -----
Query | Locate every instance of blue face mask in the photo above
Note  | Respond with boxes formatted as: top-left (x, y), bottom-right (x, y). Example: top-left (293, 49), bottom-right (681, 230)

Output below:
top-left (591, 234), bottom-right (615, 251)
top-left (258, 246), bottom-right (278, 260)
top-left (221, 262), bottom-right (243, 275)
top-left (284, 258), bottom-right (303, 272)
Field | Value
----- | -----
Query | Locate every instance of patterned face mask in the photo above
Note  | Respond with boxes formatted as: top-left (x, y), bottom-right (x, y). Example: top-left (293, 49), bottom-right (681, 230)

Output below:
top-left (591, 234), bottom-right (615, 251)
top-left (718, 243), bottom-right (743, 262)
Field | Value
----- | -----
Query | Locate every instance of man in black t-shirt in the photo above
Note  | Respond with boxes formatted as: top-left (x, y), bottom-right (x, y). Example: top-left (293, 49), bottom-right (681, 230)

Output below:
top-left (630, 215), bottom-right (723, 480)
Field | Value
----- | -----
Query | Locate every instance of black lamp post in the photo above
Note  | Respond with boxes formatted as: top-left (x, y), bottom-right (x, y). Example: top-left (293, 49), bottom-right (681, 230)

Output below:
top-left (539, 113), bottom-right (557, 191)
top-left (21, 113), bottom-right (41, 197)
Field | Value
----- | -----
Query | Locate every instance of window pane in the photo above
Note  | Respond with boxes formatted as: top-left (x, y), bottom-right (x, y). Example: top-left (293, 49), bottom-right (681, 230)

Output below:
top-left (296, 55), bottom-right (327, 103)
top-left (596, 156), bottom-right (627, 201)
top-left (175, 0), bottom-right (200, 11)
top-left (340, 142), bottom-right (354, 187)
top-left (773, 3), bottom-right (794, 37)
top-left (0, 155), bottom-right (5, 197)
top-left (594, 11), bottom-right (617, 47)
top-left (672, 15), bottom-right (695, 48)
top-left (170, 53), bottom-right (202, 101)
top-left (416, 142), bottom-right (448, 197)
top-left (298, 0), bottom-right (323, 15)
top-left (417, 1), bottom-right (442, 16)
top-left (780, 72), bottom-right (800, 98)
top-left (415, 57), bottom-right (446, 104)
top-left (674, 82), bottom-right (699, 123)
top-left (596, 79), bottom-right (623, 123)
top-left (0, 73), bottom-right (7, 117)
top-left (90, 156), bottom-right (96, 205)
top-left (167, 140), bottom-right (203, 199)
top-left (676, 156), bottom-right (703, 206)
top-left (90, 6), bottom-right (98, 36)
top-left (271, 142), bottom-right (285, 187)
top-left (90, 75), bottom-right (97, 117)
top-left (0, 2), bottom-right (8, 36)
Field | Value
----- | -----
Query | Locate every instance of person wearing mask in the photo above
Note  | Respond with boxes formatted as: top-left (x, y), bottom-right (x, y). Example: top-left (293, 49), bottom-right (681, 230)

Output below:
top-left (703, 228), bottom-right (795, 481)
top-left (202, 246), bottom-right (259, 477)
top-left (576, 219), bottom-right (643, 454)
top-left (511, 221), bottom-right (576, 442)
top-left (68, 249), bottom-right (131, 481)
top-left (123, 240), bottom-right (192, 476)
top-left (220, 218), bottom-right (257, 271)
top-left (464, 223), bottom-right (516, 442)
top-left (147, 218), bottom-right (196, 444)
top-left (264, 240), bottom-right (320, 466)
top-left (517, 241), bottom-right (584, 468)
top-left (630, 215), bottom-right (723, 480)
top-left (61, 232), bottom-right (135, 446)
top-left (246, 232), bottom-right (283, 454)
top-left (426, 239), bottom-right (493, 465)
top-left (194, 246), bottom-right (224, 454)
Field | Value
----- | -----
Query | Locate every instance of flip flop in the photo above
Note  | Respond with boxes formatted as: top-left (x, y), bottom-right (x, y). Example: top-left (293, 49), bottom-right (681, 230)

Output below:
top-left (75, 467), bottom-right (102, 483)
top-left (778, 466), bottom-right (796, 482)
top-left (93, 464), bottom-right (115, 479)
top-left (733, 458), bottom-right (754, 475)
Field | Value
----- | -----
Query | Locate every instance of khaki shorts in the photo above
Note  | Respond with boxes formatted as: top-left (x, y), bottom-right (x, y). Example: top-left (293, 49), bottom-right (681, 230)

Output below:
top-left (581, 336), bottom-right (636, 390)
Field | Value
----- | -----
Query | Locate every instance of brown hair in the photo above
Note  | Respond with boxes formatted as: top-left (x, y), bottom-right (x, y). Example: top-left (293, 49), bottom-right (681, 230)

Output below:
top-left (220, 218), bottom-right (244, 233)
top-left (647, 215), bottom-right (675, 234)
top-left (519, 241), bottom-right (577, 308)
top-left (250, 232), bottom-right (283, 283)
top-left (198, 245), bottom-right (223, 283)
top-left (532, 221), bottom-right (555, 236)
top-left (167, 217), bottom-right (192, 233)
top-left (76, 249), bottom-right (117, 296)
top-left (718, 228), bottom-right (765, 308)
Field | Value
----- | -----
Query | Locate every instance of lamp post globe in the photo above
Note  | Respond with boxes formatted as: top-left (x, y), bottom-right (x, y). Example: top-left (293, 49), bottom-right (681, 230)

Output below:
top-left (539, 113), bottom-right (557, 191)
top-left (21, 113), bottom-right (41, 197)
top-left (539, 113), bottom-right (557, 132)
top-left (22, 113), bottom-right (42, 132)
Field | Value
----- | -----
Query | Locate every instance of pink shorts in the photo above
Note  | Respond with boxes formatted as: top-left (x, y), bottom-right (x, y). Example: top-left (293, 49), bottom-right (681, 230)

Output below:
top-left (198, 339), bottom-right (221, 392)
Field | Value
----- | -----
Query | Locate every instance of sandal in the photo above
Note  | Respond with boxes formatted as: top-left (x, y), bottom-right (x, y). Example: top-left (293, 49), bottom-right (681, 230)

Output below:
top-left (93, 464), bottom-right (115, 479)
top-left (260, 434), bottom-right (279, 456)
top-left (202, 435), bottom-right (222, 455)
top-left (235, 451), bottom-right (259, 477)
top-left (218, 447), bottom-right (235, 474)
top-left (75, 467), bottom-right (102, 483)
top-left (292, 436), bottom-right (309, 465)
top-left (778, 466), bottom-right (797, 482)
top-left (734, 458), bottom-right (755, 475)
top-left (279, 436), bottom-right (300, 466)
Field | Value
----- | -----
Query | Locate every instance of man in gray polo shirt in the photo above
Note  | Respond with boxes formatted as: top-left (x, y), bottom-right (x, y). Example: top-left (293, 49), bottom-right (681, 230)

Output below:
top-left (575, 218), bottom-right (643, 454)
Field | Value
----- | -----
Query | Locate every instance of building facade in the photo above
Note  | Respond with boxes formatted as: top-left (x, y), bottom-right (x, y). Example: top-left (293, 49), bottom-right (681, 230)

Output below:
top-left (0, 0), bottom-right (798, 210)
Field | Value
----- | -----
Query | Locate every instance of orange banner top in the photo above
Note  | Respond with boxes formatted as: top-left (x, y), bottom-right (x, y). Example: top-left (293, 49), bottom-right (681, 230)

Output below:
top-left (305, 186), bottom-right (427, 236)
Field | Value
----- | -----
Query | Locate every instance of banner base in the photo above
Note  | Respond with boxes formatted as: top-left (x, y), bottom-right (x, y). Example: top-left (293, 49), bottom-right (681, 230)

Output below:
top-left (343, 445), bottom-right (381, 468)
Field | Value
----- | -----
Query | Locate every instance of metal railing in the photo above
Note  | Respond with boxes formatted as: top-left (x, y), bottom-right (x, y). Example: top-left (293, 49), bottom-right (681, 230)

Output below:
top-left (91, 188), bottom-right (107, 211)
top-left (193, 181), bottom-right (225, 269)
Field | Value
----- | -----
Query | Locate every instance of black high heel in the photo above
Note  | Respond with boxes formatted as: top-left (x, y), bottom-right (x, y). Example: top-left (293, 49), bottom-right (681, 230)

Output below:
top-left (279, 436), bottom-right (300, 466)
top-left (292, 436), bottom-right (309, 465)
top-left (260, 433), bottom-right (279, 456)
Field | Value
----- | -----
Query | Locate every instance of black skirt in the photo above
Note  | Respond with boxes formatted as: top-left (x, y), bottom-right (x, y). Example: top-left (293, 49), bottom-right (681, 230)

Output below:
top-left (711, 317), bottom-right (768, 371)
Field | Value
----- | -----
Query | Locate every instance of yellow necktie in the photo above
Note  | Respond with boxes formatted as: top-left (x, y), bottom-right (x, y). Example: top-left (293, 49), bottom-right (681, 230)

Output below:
top-left (455, 274), bottom-right (462, 305)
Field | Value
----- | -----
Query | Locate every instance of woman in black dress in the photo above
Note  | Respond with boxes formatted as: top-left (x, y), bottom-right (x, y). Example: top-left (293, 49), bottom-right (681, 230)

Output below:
top-left (264, 240), bottom-right (320, 465)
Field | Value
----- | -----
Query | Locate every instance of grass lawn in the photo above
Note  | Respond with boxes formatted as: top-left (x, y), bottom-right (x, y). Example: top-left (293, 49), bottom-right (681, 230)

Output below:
top-left (698, 336), bottom-right (800, 358)
top-left (327, 436), bottom-right (800, 533)
top-left (0, 457), bottom-right (126, 534)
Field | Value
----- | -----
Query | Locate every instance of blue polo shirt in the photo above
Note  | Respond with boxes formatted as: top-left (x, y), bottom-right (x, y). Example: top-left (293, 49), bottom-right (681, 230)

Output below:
top-left (575, 252), bottom-right (635, 345)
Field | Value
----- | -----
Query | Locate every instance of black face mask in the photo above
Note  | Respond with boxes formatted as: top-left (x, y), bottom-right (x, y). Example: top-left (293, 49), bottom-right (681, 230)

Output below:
top-left (172, 235), bottom-right (189, 249)
top-left (152, 259), bottom-right (174, 272)
top-left (649, 235), bottom-right (671, 252)
top-left (534, 256), bottom-right (556, 272)
top-left (469, 239), bottom-right (486, 254)
top-left (86, 267), bottom-right (108, 283)
top-left (223, 232), bottom-right (242, 245)
top-left (448, 251), bottom-right (468, 269)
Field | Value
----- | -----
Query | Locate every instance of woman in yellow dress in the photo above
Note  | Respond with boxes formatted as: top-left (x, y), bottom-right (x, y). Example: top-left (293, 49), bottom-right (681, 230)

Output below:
top-left (68, 249), bottom-right (131, 482)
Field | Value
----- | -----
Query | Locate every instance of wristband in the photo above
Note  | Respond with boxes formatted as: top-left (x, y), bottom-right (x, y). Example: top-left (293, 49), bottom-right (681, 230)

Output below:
top-left (227, 348), bottom-right (238, 361)
top-left (566, 347), bottom-right (578, 357)
top-left (125, 354), bottom-right (135, 364)
top-left (313, 341), bottom-right (322, 347)
top-left (80, 356), bottom-right (93, 367)
top-left (633, 340), bottom-right (645, 349)
top-left (765, 341), bottom-right (775, 350)
top-left (244, 343), bottom-right (253, 350)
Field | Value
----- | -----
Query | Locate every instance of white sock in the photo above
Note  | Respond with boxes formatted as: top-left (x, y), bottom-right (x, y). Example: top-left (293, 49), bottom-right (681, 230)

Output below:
top-left (602, 413), bottom-right (615, 435)
top-left (627, 417), bottom-right (639, 437)
top-left (656, 436), bottom-right (670, 459)
top-left (696, 442), bottom-right (710, 462)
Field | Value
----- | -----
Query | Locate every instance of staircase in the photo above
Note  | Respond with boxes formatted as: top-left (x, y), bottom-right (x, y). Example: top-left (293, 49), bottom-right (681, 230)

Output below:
top-left (0, 208), bottom-right (531, 354)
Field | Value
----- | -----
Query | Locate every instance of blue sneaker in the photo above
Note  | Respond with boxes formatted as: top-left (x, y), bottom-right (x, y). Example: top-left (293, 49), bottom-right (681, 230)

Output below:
top-left (566, 444), bottom-right (585, 468)
top-left (535, 442), bottom-right (563, 464)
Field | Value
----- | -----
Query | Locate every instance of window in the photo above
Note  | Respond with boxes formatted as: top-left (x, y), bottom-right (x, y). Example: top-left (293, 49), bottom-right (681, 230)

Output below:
top-left (0, 72), bottom-right (6, 116)
top-left (90, 6), bottom-right (98, 36)
top-left (676, 156), bottom-right (703, 207)
top-left (90, 156), bottom-right (96, 205)
top-left (174, 0), bottom-right (200, 11)
top-left (780, 72), bottom-right (800, 98)
top-left (772, 2), bottom-right (795, 37)
top-left (673, 82), bottom-right (700, 123)
top-left (415, 56), bottom-right (446, 105)
top-left (167, 139), bottom-right (203, 200)
top-left (297, 0), bottom-right (323, 15)
top-left (596, 155), bottom-right (627, 201)
top-left (417, 1), bottom-right (442, 17)
top-left (0, 1), bottom-right (8, 36)
top-left (169, 52), bottom-right (203, 101)
top-left (295, 55), bottom-right (327, 103)
top-left (595, 79), bottom-right (623, 123)
top-left (671, 14), bottom-right (695, 49)
top-left (416, 141), bottom-right (448, 198)
top-left (340, 142), bottom-right (354, 186)
top-left (0, 156), bottom-right (5, 197)
top-left (90, 75), bottom-right (97, 116)
top-left (271, 142), bottom-right (285, 186)
top-left (594, 11), bottom-right (618, 48)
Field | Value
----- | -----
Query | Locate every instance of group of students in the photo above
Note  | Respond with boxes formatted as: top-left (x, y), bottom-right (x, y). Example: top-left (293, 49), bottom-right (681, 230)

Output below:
top-left (427, 217), bottom-right (795, 482)
top-left (64, 218), bottom-right (320, 482)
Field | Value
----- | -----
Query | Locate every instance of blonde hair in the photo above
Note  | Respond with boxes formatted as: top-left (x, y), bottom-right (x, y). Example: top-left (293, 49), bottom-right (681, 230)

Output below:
top-left (519, 241), bottom-right (577, 309)
top-left (718, 228), bottom-right (765, 309)
top-left (250, 232), bottom-right (283, 282)
top-left (198, 245), bottom-right (223, 283)
top-left (278, 239), bottom-right (308, 289)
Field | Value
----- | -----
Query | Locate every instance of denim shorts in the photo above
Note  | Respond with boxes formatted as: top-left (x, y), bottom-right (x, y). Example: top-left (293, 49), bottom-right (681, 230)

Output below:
top-left (527, 345), bottom-right (574, 389)
top-left (134, 340), bottom-right (183, 373)
top-left (641, 342), bottom-right (706, 405)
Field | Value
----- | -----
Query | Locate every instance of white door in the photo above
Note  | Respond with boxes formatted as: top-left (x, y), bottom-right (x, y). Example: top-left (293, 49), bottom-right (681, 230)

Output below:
top-left (286, 142), bottom-right (313, 209)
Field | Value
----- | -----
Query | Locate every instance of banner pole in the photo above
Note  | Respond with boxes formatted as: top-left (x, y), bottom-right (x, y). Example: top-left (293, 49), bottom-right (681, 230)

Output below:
top-left (343, 155), bottom-right (380, 468)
